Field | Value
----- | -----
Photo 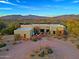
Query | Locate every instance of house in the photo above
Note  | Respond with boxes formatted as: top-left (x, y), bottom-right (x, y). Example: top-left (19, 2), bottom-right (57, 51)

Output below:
top-left (14, 24), bottom-right (65, 40)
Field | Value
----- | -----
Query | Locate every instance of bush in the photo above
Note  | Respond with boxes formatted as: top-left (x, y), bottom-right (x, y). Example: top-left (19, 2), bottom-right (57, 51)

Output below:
top-left (38, 51), bottom-right (45, 57)
top-left (14, 34), bottom-right (20, 41)
top-left (38, 47), bottom-right (53, 57)
top-left (30, 54), bottom-right (35, 57)
top-left (76, 45), bottom-right (79, 49)
top-left (32, 38), bottom-right (37, 42)
top-left (30, 47), bottom-right (54, 58)
top-left (47, 48), bottom-right (53, 54)
top-left (0, 43), bottom-right (6, 48)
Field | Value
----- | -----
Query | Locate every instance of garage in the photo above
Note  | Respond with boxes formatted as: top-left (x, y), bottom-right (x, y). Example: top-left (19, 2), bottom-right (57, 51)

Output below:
top-left (14, 28), bottom-right (33, 40)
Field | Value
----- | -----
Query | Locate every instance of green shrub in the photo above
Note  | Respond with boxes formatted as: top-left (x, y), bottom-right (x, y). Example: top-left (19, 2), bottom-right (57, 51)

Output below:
top-left (76, 45), bottom-right (79, 49)
top-left (30, 47), bottom-right (54, 58)
top-left (32, 39), bottom-right (37, 42)
top-left (38, 51), bottom-right (45, 57)
top-left (47, 48), bottom-right (53, 54)
top-left (0, 43), bottom-right (6, 48)
top-left (14, 34), bottom-right (20, 41)
top-left (30, 54), bottom-right (35, 57)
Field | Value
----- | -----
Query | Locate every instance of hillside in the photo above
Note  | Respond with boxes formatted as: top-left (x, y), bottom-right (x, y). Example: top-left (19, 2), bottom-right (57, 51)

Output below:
top-left (0, 15), bottom-right (49, 20)
top-left (0, 14), bottom-right (79, 21)
top-left (54, 15), bottom-right (79, 20)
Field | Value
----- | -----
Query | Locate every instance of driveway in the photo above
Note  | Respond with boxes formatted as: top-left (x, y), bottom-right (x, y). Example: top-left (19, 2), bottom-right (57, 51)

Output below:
top-left (0, 38), bottom-right (79, 59)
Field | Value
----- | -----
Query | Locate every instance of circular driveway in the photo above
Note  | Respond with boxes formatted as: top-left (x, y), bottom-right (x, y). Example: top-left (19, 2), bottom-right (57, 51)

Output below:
top-left (2, 38), bottom-right (79, 59)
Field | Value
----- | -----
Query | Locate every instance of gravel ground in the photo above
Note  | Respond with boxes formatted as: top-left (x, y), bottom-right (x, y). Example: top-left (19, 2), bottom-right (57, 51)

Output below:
top-left (0, 37), bottom-right (79, 59)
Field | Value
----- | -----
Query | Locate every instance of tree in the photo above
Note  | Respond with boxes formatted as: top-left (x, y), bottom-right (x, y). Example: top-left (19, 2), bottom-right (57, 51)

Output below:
top-left (0, 21), bottom-right (6, 31)
top-left (1, 23), bottom-right (20, 35)
top-left (0, 34), bottom-right (3, 44)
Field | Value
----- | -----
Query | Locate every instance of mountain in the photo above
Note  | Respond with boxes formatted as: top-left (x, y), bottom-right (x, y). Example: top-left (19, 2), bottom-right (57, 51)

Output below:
top-left (0, 15), bottom-right (23, 20)
top-left (0, 14), bottom-right (79, 20)
top-left (54, 15), bottom-right (79, 20)
top-left (0, 15), bottom-right (49, 20)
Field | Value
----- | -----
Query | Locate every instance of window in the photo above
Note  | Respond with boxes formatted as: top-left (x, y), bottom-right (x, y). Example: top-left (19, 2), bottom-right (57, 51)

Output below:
top-left (46, 29), bottom-right (49, 32)
top-left (40, 29), bottom-right (44, 33)
top-left (53, 31), bottom-right (55, 34)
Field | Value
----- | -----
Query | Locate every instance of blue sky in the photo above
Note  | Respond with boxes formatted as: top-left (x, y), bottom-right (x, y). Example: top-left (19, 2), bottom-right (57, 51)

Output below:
top-left (0, 0), bottom-right (79, 16)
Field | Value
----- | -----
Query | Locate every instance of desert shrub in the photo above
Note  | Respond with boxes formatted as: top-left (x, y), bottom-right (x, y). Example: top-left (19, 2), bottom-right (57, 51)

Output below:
top-left (31, 38), bottom-right (37, 42)
top-left (38, 47), bottom-right (53, 57)
top-left (31, 35), bottom-right (38, 42)
top-left (76, 45), bottom-right (79, 49)
top-left (47, 48), bottom-right (53, 54)
top-left (0, 43), bottom-right (6, 48)
top-left (1, 23), bottom-right (19, 35)
top-left (30, 47), bottom-right (54, 58)
top-left (0, 34), bottom-right (4, 44)
top-left (14, 34), bottom-right (20, 41)
top-left (38, 51), bottom-right (45, 57)
top-left (0, 21), bottom-right (6, 31)
top-left (30, 54), bottom-right (35, 57)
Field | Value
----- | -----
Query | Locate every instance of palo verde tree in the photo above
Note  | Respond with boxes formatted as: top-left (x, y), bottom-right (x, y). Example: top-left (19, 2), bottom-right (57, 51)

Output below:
top-left (1, 22), bottom-right (20, 35)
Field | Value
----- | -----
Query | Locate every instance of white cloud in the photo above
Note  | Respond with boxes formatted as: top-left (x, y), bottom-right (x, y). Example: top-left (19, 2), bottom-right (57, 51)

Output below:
top-left (0, 0), bottom-right (36, 10)
top-left (0, 1), bottom-right (10, 4)
top-left (0, 8), bottom-right (12, 10)
top-left (0, 0), bottom-right (29, 8)
top-left (0, 1), bottom-right (16, 5)
top-left (72, 1), bottom-right (79, 3)
top-left (0, 0), bottom-right (45, 11)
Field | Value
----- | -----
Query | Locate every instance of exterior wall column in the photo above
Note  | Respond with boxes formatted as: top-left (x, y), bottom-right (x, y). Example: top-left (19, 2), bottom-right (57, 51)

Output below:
top-left (44, 29), bottom-right (46, 33)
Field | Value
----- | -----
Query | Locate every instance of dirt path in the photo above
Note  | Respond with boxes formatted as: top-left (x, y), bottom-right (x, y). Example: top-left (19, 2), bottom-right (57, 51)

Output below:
top-left (3, 38), bottom-right (79, 59)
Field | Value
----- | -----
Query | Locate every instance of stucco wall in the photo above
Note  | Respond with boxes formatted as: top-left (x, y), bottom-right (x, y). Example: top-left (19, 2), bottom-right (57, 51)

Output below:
top-left (21, 25), bottom-right (33, 28)
top-left (14, 30), bottom-right (32, 39)
top-left (14, 24), bottom-right (65, 39)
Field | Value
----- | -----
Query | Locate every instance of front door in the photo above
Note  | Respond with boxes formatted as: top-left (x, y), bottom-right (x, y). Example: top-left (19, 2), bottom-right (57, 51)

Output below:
top-left (53, 31), bottom-right (56, 34)
top-left (24, 34), bottom-right (26, 38)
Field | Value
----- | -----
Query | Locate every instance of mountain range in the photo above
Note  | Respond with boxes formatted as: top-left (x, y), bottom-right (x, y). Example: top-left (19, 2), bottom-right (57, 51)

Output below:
top-left (0, 15), bottom-right (49, 20)
top-left (0, 14), bottom-right (79, 20)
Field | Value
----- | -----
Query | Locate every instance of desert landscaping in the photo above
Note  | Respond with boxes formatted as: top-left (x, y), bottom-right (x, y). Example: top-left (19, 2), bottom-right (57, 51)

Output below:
top-left (0, 34), bottom-right (79, 59)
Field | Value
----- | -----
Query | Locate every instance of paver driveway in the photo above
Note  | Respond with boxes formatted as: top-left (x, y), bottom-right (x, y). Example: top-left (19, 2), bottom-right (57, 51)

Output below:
top-left (1, 38), bottom-right (79, 59)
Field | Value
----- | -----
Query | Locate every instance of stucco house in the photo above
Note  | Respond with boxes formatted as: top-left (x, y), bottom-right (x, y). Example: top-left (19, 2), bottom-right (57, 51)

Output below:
top-left (14, 24), bottom-right (65, 40)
